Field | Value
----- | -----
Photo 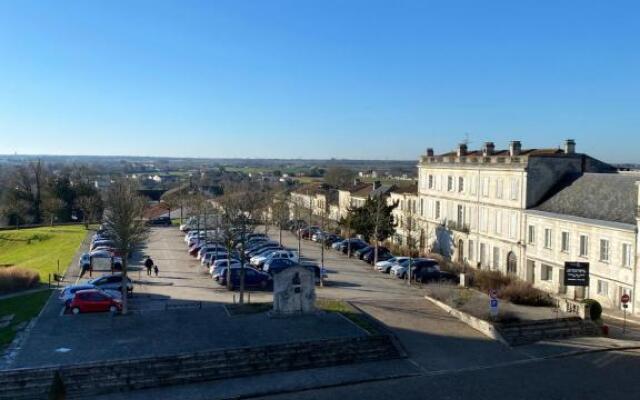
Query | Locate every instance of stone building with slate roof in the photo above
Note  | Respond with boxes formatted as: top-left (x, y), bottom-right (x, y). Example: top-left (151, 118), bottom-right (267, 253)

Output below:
top-left (525, 172), bottom-right (640, 312)
top-left (415, 139), bottom-right (637, 311)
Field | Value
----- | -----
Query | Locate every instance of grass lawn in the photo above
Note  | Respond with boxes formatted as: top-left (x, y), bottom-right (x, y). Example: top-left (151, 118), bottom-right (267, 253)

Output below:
top-left (316, 298), bottom-right (381, 334)
top-left (0, 225), bottom-right (88, 282)
top-left (0, 289), bottom-right (51, 348)
top-left (225, 299), bottom-right (380, 334)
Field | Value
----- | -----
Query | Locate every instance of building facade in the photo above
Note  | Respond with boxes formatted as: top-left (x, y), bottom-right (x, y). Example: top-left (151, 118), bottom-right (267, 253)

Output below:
top-left (523, 173), bottom-right (639, 313)
top-left (417, 140), bottom-right (618, 286)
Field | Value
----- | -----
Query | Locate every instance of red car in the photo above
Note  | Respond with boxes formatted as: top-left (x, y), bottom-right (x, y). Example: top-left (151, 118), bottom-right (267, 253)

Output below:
top-left (69, 289), bottom-right (122, 314)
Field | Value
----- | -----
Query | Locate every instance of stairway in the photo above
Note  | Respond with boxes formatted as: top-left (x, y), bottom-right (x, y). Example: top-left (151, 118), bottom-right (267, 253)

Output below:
top-left (496, 317), bottom-right (600, 346)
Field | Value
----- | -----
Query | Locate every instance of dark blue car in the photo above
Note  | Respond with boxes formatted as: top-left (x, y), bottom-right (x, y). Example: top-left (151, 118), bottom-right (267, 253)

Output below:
top-left (218, 266), bottom-right (271, 291)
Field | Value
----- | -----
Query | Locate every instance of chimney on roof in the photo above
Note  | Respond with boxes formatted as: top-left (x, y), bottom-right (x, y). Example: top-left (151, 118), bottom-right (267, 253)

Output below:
top-left (457, 143), bottom-right (468, 157)
top-left (372, 180), bottom-right (381, 190)
top-left (353, 178), bottom-right (361, 186)
top-left (564, 139), bottom-right (576, 154)
top-left (426, 148), bottom-right (434, 157)
top-left (509, 140), bottom-right (522, 156)
top-left (482, 142), bottom-right (495, 156)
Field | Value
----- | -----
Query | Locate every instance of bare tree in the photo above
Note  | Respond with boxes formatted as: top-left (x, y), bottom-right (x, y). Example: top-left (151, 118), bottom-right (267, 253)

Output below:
top-left (217, 184), bottom-right (265, 303)
top-left (401, 197), bottom-right (421, 285)
top-left (271, 192), bottom-right (290, 246)
top-left (76, 194), bottom-right (103, 229)
top-left (102, 179), bottom-right (149, 314)
top-left (41, 196), bottom-right (64, 226)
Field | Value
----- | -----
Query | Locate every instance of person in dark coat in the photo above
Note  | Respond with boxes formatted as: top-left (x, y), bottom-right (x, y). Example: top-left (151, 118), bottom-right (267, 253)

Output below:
top-left (153, 265), bottom-right (159, 277)
top-left (144, 256), bottom-right (154, 276)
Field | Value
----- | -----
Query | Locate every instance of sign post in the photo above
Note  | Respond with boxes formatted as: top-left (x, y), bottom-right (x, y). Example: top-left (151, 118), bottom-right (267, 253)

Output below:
top-left (621, 293), bottom-right (630, 334)
top-left (489, 289), bottom-right (498, 319)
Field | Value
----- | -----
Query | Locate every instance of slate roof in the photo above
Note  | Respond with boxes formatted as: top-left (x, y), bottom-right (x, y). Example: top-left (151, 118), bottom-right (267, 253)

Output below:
top-left (437, 148), bottom-right (565, 157)
top-left (338, 182), bottom-right (371, 194)
top-left (391, 182), bottom-right (418, 195)
top-left (533, 173), bottom-right (639, 225)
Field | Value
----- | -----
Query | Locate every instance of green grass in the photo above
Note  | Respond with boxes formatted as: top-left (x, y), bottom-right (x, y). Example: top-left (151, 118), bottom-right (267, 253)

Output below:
top-left (0, 289), bottom-right (51, 348)
top-left (223, 299), bottom-right (381, 334)
top-left (316, 299), bottom-right (380, 334)
top-left (0, 225), bottom-right (88, 281)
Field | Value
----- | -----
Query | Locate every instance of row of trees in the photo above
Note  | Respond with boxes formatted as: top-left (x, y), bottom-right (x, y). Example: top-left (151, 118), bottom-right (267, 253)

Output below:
top-left (0, 161), bottom-right (103, 228)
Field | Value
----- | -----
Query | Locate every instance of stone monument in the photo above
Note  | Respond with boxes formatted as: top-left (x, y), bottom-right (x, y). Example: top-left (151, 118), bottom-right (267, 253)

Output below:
top-left (271, 265), bottom-right (316, 316)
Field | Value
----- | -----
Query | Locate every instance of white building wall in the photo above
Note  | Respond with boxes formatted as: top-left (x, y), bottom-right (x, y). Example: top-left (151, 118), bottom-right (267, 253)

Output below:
top-left (525, 210), bottom-right (637, 313)
top-left (418, 161), bottom-right (528, 276)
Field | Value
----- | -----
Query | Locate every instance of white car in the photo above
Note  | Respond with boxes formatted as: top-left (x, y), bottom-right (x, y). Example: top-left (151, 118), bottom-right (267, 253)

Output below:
top-left (375, 257), bottom-right (408, 273)
top-left (209, 258), bottom-right (241, 275)
top-left (197, 245), bottom-right (226, 260)
top-left (250, 250), bottom-right (298, 268)
top-left (211, 261), bottom-right (242, 280)
top-left (390, 258), bottom-right (415, 279)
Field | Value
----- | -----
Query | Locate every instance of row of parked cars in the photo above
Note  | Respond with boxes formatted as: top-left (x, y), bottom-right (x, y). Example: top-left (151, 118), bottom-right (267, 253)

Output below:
top-left (294, 224), bottom-right (458, 284)
top-left (60, 227), bottom-right (134, 314)
top-left (182, 221), bottom-right (326, 291)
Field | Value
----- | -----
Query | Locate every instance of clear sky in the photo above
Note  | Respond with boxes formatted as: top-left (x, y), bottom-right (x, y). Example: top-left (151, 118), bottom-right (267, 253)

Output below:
top-left (0, 1), bottom-right (639, 162)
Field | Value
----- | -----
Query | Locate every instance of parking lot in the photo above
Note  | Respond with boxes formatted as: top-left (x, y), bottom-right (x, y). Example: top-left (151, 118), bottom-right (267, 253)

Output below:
top-left (11, 225), bottom-right (620, 373)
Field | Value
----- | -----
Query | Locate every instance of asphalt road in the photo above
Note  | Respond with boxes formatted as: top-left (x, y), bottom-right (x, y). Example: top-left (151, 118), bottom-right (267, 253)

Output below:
top-left (255, 348), bottom-right (640, 400)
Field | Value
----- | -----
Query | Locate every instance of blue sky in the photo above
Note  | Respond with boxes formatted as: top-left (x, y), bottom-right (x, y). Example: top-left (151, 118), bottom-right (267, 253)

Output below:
top-left (0, 1), bottom-right (639, 162)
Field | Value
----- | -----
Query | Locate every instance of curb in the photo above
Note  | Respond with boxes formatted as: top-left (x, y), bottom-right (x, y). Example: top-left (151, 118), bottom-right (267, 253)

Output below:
top-left (603, 312), bottom-right (640, 327)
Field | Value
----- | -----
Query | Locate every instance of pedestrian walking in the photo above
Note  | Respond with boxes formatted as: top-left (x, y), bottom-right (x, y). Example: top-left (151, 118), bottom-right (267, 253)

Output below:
top-left (153, 265), bottom-right (159, 277)
top-left (144, 256), bottom-right (154, 276)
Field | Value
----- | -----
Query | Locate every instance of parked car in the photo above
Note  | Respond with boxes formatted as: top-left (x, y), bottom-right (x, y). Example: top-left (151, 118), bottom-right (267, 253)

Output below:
top-left (299, 226), bottom-right (320, 240)
top-left (217, 267), bottom-right (271, 290)
top-left (90, 240), bottom-right (115, 251)
top-left (409, 259), bottom-right (441, 278)
top-left (246, 244), bottom-right (281, 258)
top-left (203, 251), bottom-right (239, 268)
top-left (375, 257), bottom-right (409, 273)
top-left (210, 259), bottom-right (241, 278)
top-left (362, 247), bottom-right (392, 264)
top-left (88, 274), bottom-right (133, 294)
top-left (197, 244), bottom-right (226, 260)
top-left (353, 246), bottom-right (371, 260)
top-left (390, 258), bottom-right (416, 279)
top-left (340, 239), bottom-right (368, 254)
top-left (59, 284), bottom-right (122, 308)
top-left (251, 250), bottom-right (298, 269)
top-left (147, 216), bottom-right (171, 226)
top-left (323, 234), bottom-right (342, 246)
top-left (68, 289), bottom-right (122, 314)
top-left (413, 267), bottom-right (459, 284)
top-left (262, 258), bottom-right (298, 274)
top-left (331, 240), bottom-right (345, 250)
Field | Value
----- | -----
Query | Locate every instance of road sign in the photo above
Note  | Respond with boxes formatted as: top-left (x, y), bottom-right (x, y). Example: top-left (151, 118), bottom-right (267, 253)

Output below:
top-left (489, 289), bottom-right (498, 299)
top-left (621, 294), bottom-right (630, 304)
top-left (489, 297), bottom-right (499, 318)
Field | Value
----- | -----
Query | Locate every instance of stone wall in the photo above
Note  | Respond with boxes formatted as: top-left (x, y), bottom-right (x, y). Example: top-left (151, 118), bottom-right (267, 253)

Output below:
top-left (0, 334), bottom-right (401, 400)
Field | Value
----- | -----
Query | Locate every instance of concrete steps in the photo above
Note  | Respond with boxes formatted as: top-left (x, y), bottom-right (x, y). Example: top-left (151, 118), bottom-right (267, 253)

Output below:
top-left (0, 335), bottom-right (401, 400)
top-left (496, 317), bottom-right (600, 346)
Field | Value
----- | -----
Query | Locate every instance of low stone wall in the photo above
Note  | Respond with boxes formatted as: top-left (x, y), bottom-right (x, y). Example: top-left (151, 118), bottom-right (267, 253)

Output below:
top-left (0, 334), bottom-right (402, 400)
top-left (424, 295), bottom-right (509, 345)
top-left (425, 294), bottom-right (600, 346)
